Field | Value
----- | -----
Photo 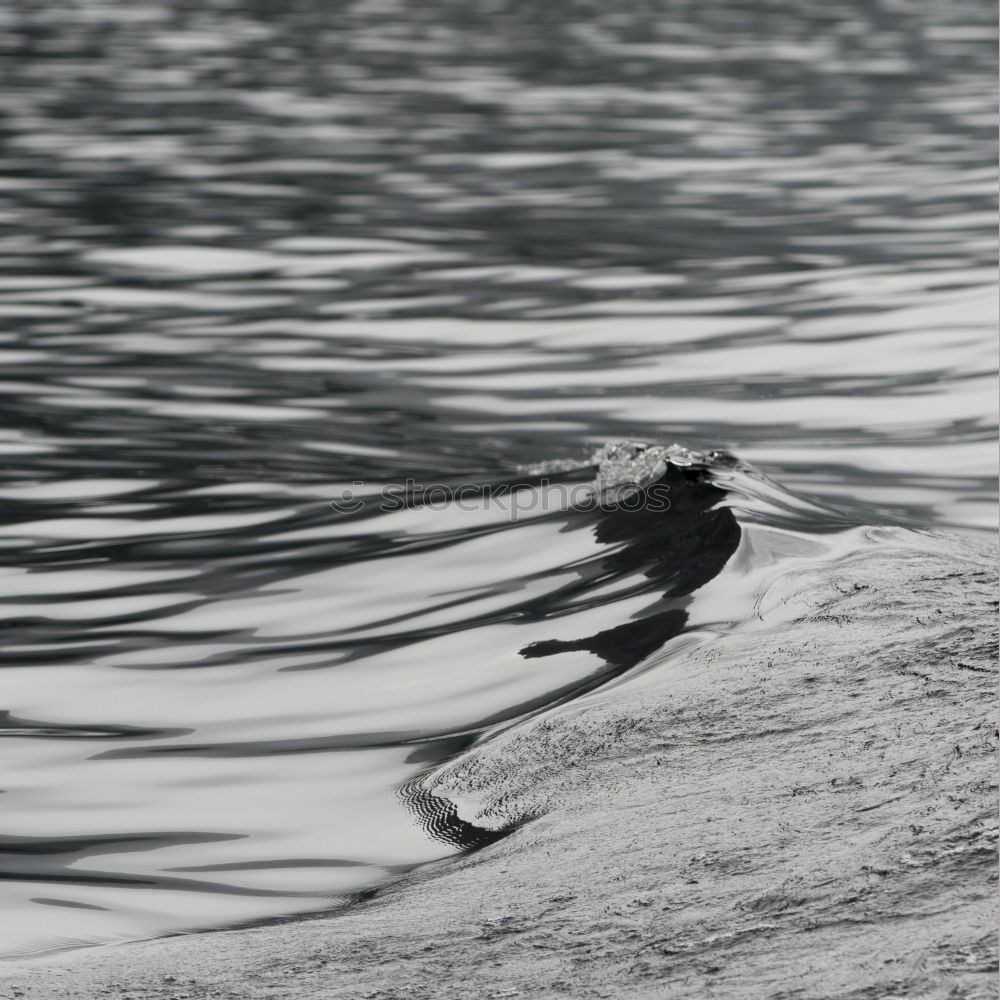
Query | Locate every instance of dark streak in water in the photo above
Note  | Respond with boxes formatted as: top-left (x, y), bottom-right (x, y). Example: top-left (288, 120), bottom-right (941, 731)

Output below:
top-left (0, 711), bottom-right (190, 742)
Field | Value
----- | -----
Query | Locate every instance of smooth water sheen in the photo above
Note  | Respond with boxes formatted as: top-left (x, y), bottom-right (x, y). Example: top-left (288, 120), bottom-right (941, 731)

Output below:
top-left (0, 0), bottom-right (995, 958)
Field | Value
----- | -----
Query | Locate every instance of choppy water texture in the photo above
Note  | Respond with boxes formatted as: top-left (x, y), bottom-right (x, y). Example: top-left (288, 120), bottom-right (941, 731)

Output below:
top-left (0, 0), bottom-right (995, 958)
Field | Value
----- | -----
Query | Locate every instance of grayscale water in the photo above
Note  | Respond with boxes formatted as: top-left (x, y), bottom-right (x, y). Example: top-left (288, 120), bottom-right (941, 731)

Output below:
top-left (0, 0), bottom-right (995, 958)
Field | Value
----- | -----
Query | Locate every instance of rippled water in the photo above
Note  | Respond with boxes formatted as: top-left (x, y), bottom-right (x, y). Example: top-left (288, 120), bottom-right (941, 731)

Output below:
top-left (0, 0), bottom-right (995, 958)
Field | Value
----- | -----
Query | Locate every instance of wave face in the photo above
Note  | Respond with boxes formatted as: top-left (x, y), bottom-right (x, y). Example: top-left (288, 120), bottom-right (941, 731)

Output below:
top-left (0, 0), bottom-right (995, 959)
top-left (0, 432), bottom-right (906, 956)
top-left (0, 441), bottom-right (758, 955)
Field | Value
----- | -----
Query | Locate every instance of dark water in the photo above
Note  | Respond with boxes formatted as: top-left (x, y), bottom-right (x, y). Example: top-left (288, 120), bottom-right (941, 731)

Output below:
top-left (0, 0), bottom-right (995, 957)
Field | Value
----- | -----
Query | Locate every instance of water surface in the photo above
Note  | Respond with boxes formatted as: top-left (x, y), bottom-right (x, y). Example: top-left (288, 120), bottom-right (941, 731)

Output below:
top-left (0, 0), bottom-right (995, 957)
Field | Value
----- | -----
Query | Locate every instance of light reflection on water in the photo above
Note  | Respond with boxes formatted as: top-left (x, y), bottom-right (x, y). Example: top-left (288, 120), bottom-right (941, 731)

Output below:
top-left (0, 0), bottom-right (995, 957)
